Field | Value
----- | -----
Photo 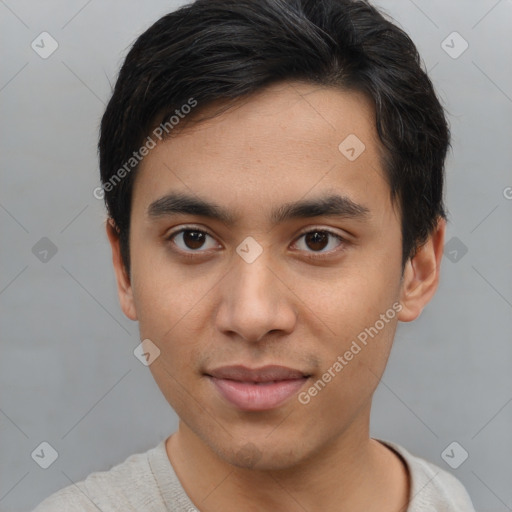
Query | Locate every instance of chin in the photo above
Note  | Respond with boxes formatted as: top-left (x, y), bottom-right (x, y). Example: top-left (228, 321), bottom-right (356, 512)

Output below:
top-left (214, 437), bottom-right (308, 471)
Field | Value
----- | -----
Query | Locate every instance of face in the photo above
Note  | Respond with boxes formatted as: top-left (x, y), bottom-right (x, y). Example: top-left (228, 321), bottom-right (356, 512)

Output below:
top-left (108, 81), bottom-right (443, 470)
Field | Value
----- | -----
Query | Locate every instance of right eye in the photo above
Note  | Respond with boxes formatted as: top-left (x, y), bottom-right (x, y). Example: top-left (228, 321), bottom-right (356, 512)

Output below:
top-left (166, 226), bottom-right (221, 255)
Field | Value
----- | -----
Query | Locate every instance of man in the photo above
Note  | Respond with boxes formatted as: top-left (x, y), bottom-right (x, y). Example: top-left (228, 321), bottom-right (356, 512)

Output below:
top-left (33, 0), bottom-right (476, 510)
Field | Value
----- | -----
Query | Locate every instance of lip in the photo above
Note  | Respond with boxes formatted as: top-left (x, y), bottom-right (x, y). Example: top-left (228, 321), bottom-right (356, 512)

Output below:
top-left (205, 365), bottom-right (310, 411)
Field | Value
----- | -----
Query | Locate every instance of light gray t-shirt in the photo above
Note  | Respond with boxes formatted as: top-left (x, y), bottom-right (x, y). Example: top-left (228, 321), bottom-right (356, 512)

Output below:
top-left (32, 439), bottom-right (476, 511)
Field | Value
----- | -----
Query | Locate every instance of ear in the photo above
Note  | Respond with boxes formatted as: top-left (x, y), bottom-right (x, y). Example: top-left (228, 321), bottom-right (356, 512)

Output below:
top-left (398, 217), bottom-right (446, 322)
top-left (106, 219), bottom-right (137, 321)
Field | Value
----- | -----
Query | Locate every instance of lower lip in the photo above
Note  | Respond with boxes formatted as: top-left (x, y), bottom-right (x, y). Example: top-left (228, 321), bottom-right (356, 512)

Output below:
top-left (208, 376), bottom-right (308, 411)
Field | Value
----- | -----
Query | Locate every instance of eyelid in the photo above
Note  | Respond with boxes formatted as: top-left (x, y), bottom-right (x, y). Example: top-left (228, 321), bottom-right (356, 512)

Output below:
top-left (166, 224), bottom-right (216, 239)
top-left (295, 225), bottom-right (346, 239)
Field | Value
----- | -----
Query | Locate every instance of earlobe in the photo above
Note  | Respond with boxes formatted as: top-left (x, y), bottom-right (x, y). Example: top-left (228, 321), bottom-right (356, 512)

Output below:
top-left (105, 219), bottom-right (138, 321)
top-left (398, 217), bottom-right (446, 322)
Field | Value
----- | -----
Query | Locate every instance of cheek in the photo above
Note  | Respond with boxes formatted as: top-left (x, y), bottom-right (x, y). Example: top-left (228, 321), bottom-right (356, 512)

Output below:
top-left (147, 341), bottom-right (205, 418)
top-left (295, 259), bottom-right (401, 341)
top-left (138, 271), bottom-right (210, 419)
top-left (130, 247), bottom-right (215, 337)
top-left (298, 317), bottom-right (398, 430)
top-left (294, 262), bottom-right (401, 408)
top-left (130, 267), bottom-right (211, 405)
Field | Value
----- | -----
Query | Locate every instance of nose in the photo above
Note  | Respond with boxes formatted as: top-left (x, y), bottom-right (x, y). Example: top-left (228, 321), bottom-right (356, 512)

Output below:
top-left (215, 250), bottom-right (297, 343)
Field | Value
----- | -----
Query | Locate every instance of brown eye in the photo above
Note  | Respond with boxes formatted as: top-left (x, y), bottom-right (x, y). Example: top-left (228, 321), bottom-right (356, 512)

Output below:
top-left (304, 231), bottom-right (329, 251)
top-left (168, 228), bottom-right (219, 253)
top-left (182, 230), bottom-right (207, 249)
top-left (293, 229), bottom-right (344, 256)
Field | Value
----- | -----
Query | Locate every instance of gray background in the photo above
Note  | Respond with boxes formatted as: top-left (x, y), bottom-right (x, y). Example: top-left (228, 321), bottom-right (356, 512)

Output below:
top-left (1, 1), bottom-right (511, 511)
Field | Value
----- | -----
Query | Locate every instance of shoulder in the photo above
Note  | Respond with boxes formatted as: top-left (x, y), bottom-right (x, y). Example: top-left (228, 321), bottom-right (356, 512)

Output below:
top-left (378, 440), bottom-right (476, 512)
top-left (31, 442), bottom-right (166, 512)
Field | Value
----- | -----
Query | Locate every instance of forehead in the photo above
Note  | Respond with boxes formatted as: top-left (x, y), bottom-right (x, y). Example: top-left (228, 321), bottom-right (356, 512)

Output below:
top-left (132, 81), bottom-right (391, 224)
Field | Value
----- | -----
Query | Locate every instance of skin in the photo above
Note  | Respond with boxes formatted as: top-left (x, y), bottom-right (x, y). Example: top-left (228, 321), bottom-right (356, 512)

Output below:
top-left (107, 81), bottom-right (445, 512)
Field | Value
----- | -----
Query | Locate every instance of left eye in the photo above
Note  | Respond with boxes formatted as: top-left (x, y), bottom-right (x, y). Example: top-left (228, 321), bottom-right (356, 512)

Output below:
top-left (292, 230), bottom-right (344, 253)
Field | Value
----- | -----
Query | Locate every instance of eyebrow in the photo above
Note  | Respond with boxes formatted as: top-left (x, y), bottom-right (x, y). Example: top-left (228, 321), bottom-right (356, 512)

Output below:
top-left (147, 192), bottom-right (370, 225)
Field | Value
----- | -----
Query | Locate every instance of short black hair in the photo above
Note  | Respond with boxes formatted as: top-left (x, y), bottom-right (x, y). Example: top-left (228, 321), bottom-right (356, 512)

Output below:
top-left (99, 0), bottom-right (450, 275)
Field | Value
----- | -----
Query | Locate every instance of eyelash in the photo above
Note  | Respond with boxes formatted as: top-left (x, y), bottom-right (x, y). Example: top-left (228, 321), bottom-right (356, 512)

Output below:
top-left (165, 225), bottom-right (347, 261)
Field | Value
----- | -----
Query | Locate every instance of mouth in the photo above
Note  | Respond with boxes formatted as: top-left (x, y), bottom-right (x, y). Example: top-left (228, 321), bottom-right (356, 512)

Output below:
top-left (205, 365), bottom-right (311, 411)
